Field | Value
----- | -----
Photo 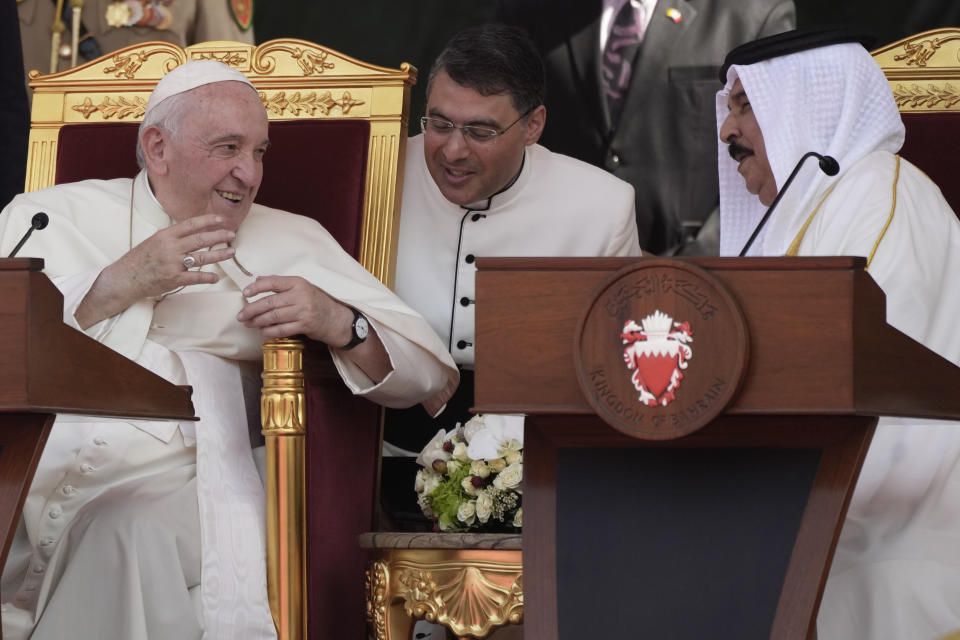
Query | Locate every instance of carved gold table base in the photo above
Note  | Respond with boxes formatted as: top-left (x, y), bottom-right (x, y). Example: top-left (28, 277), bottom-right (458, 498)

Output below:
top-left (360, 533), bottom-right (522, 639)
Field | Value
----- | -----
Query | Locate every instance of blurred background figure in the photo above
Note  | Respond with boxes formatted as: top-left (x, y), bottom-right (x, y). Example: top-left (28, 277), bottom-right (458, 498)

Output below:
top-left (254, 0), bottom-right (495, 141)
top-left (2, 0), bottom-right (30, 210)
top-left (496, 0), bottom-right (796, 256)
top-left (17, 0), bottom-right (253, 92)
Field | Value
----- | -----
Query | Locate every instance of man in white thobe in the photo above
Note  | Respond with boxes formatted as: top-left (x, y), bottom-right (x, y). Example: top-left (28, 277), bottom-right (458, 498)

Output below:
top-left (0, 60), bottom-right (457, 640)
top-left (716, 29), bottom-right (960, 640)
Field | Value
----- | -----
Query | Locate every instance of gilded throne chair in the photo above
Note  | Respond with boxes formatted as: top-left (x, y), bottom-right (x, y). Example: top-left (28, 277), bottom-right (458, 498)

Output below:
top-left (22, 38), bottom-right (414, 640)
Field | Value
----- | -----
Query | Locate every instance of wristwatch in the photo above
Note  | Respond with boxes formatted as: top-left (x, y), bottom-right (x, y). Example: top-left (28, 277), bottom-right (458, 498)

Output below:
top-left (341, 308), bottom-right (369, 350)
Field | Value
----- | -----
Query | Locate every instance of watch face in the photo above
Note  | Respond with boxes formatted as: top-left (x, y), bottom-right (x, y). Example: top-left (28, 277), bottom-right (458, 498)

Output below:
top-left (355, 316), bottom-right (369, 340)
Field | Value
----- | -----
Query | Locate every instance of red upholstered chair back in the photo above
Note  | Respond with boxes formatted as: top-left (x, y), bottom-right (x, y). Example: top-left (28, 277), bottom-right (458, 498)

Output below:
top-left (27, 39), bottom-right (416, 640)
top-left (54, 119), bottom-right (371, 257)
top-left (53, 123), bottom-right (139, 183)
top-left (872, 29), bottom-right (960, 218)
top-left (899, 113), bottom-right (960, 215)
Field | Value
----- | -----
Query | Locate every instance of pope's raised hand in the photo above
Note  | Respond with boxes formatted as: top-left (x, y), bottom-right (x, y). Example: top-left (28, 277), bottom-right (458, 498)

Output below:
top-left (117, 214), bottom-right (237, 298)
top-left (75, 214), bottom-right (237, 328)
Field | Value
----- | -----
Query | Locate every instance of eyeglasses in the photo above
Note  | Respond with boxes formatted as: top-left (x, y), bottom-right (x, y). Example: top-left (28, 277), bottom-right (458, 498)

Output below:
top-left (420, 106), bottom-right (536, 143)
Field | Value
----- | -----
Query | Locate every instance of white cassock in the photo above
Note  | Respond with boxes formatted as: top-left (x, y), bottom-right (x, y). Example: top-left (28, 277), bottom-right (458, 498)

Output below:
top-left (717, 44), bottom-right (960, 640)
top-left (0, 171), bottom-right (458, 640)
top-left (394, 134), bottom-right (640, 637)
top-left (387, 133), bottom-right (640, 452)
top-left (394, 134), bottom-right (641, 640)
top-left (396, 133), bottom-right (641, 367)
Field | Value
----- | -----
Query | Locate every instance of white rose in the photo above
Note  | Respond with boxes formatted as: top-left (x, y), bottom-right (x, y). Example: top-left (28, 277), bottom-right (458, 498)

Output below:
top-left (421, 470), bottom-right (441, 496)
top-left (475, 491), bottom-right (494, 523)
top-left (446, 459), bottom-right (462, 474)
top-left (488, 458), bottom-right (507, 473)
top-left (415, 469), bottom-right (427, 493)
top-left (504, 448), bottom-right (522, 465)
top-left (512, 507), bottom-right (522, 528)
top-left (493, 462), bottom-right (522, 491)
top-left (457, 501), bottom-right (477, 526)
top-left (453, 442), bottom-right (470, 462)
top-left (470, 460), bottom-right (491, 479)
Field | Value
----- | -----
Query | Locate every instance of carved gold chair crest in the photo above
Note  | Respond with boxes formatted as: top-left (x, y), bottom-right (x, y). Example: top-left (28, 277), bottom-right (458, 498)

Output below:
top-left (872, 27), bottom-right (960, 215)
top-left (24, 38), bottom-right (415, 640)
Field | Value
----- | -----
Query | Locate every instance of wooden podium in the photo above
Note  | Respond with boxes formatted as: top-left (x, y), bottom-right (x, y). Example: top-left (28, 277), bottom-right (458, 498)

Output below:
top-left (0, 258), bottom-right (195, 576)
top-left (474, 256), bottom-right (960, 639)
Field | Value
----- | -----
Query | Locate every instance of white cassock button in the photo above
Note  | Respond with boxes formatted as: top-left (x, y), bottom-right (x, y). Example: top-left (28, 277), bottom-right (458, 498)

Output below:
top-left (93, 437), bottom-right (108, 446)
top-left (31, 565), bottom-right (44, 574)
top-left (24, 585), bottom-right (36, 592)
top-left (62, 485), bottom-right (77, 496)
top-left (79, 463), bottom-right (96, 473)
top-left (48, 508), bottom-right (61, 519)
top-left (40, 536), bottom-right (55, 547)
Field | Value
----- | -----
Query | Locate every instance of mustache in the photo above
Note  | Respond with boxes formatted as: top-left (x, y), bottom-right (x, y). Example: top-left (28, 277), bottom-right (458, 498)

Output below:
top-left (728, 140), bottom-right (754, 162)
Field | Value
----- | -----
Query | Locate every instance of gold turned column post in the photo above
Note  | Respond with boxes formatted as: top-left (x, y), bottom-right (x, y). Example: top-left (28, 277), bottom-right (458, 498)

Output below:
top-left (69, 0), bottom-right (85, 68)
top-left (49, 0), bottom-right (67, 74)
top-left (262, 338), bottom-right (307, 640)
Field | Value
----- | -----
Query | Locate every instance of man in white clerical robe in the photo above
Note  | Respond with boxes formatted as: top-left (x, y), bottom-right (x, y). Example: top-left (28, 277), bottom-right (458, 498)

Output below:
top-left (388, 24), bottom-right (641, 640)
top-left (386, 23), bottom-right (641, 453)
top-left (0, 60), bottom-right (457, 640)
top-left (716, 29), bottom-right (960, 640)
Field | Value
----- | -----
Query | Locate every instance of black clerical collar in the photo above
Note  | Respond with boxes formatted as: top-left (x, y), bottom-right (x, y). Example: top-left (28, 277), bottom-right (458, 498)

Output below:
top-left (459, 151), bottom-right (526, 213)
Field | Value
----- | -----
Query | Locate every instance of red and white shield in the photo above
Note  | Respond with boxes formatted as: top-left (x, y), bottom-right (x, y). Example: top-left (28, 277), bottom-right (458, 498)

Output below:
top-left (621, 310), bottom-right (694, 406)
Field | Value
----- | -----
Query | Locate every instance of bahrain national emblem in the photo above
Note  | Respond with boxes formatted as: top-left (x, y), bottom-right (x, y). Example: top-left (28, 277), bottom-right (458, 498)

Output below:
top-left (621, 310), bottom-right (693, 407)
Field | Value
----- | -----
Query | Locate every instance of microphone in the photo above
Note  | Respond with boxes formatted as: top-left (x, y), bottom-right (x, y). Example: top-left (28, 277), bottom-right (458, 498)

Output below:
top-left (738, 152), bottom-right (839, 257)
top-left (7, 212), bottom-right (50, 258)
top-left (817, 154), bottom-right (840, 176)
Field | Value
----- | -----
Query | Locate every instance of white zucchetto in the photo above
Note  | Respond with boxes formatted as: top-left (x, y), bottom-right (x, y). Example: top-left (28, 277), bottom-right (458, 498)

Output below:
top-left (145, 59), bottom-right (256, 115)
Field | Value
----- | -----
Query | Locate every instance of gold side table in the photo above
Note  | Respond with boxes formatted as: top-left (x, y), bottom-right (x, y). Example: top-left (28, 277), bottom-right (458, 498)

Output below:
top-left (360, 532), bottom-right (522, 639)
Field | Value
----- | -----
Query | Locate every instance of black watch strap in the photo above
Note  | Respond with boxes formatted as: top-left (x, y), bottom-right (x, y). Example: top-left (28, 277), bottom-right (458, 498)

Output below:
top-left (341, 308), bottom-right (369, 350)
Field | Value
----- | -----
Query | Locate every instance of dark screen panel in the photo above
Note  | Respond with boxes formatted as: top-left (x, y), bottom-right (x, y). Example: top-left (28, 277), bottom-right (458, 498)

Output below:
top-left (557, 447), bottom-right (820, 638)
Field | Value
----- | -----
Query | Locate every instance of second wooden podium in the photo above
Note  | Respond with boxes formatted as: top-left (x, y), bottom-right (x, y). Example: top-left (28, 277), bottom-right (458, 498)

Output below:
top-left (474, 256), bottom-right (960, 639)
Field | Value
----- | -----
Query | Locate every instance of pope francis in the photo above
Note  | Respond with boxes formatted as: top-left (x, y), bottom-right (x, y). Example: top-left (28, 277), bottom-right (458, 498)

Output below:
top-left (0, 60), bottom-right (457, 640)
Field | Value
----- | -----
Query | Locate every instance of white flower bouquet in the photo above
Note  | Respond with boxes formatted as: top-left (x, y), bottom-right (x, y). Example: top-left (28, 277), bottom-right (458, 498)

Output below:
top-left (414, 414), bottom-right (523, 532)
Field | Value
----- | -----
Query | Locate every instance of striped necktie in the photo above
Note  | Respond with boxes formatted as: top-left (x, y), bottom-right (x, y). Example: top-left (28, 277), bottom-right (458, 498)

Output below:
top-left (602, 2), bottom-right (644, 127)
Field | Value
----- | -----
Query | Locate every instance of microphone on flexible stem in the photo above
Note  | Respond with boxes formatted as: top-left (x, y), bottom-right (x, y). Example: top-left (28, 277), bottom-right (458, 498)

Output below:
top-left (7, 212), bottom-right (50, 258)
top-left (738, 151), bottom-right (839, 257)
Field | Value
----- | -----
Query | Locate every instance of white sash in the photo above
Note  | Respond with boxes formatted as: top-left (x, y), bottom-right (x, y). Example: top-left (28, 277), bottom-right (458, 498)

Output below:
top-left (179, 351), bottom-right (276, 640)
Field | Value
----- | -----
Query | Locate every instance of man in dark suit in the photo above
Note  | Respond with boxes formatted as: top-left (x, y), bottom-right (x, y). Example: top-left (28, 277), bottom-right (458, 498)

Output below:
top-left (2, 0), bottom-right (29, 210)
top-left (497, 0), bottom-right (795, 255)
